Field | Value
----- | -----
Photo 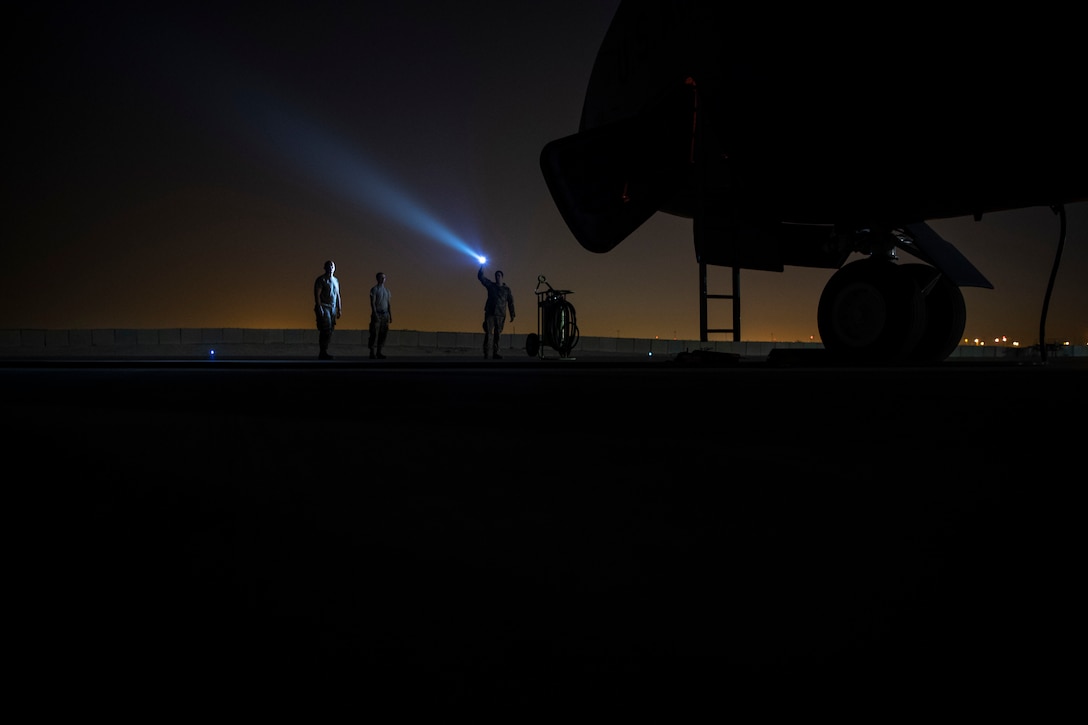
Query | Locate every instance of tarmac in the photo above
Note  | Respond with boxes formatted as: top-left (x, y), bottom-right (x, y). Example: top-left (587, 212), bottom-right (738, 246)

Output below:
top-left (4, 350), bottom-right (1084, 713)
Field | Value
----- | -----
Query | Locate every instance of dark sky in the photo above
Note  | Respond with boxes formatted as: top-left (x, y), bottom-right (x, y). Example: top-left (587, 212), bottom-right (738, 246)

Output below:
top-left (7, 1), bottom-right (1086, 346)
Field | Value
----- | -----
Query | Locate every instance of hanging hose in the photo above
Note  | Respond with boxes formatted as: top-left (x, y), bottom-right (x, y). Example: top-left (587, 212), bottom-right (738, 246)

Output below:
top-left (543, 297), bottom-right (580, 355)
top-left (1038, 204), bottom-right (1067, 365)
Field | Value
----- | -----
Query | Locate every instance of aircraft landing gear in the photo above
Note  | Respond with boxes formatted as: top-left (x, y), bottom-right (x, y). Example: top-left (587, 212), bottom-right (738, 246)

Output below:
top-left (817, 257), bottom-right (964, 365)
top-left (526, 275), bottom-right (579, 359)
top-left (901, 263), bottom-right (967, 364)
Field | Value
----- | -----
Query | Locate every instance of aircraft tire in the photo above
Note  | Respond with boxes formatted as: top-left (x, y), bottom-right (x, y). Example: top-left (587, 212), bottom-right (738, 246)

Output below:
top-left (526, 333), bottom-right (540, 358)
top-left (901, 264), bottom-right (966, 365)
top-left (817, 259), bottom-right (926, 364)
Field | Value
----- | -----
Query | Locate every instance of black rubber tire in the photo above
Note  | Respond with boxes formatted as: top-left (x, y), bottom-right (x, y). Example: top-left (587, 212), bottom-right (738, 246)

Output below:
top-left (901, 263), bottom-right (967, 364)
top-left (817, 259), bottom-right (925, 364)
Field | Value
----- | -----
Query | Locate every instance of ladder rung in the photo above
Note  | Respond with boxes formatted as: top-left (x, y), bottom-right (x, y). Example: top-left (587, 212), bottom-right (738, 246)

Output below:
top-left (700, 263), bottom-right (740, 342)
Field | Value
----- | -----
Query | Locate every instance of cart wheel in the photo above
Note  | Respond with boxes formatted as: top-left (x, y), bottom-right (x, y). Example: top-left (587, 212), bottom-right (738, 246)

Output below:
top-left (526, 333), bottom-right (540, 357)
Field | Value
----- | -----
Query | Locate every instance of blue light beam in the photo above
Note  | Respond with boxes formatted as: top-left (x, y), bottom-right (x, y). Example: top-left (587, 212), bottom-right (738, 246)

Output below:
top-left (253, 102), bottom-right (486, 263)
top-left (123, 21), bottom-right (487, 264)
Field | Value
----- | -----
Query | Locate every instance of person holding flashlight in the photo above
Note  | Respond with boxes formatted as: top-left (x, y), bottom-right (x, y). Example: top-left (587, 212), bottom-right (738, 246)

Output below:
top-left (478, 264), bottom-right (515, 359)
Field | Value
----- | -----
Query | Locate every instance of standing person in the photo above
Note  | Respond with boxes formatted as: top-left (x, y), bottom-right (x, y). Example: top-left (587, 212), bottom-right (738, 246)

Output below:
top-left (314, 259), bottom-right (342, 360)
top-left (368, 271), bottom-right (392, 359)
top-left (478, 264), bottom-right (515, 359)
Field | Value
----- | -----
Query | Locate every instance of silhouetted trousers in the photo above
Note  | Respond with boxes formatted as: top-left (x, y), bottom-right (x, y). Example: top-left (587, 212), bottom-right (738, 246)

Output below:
top-left (483, 314), bottom-right (505, 355)
top-left (316, 304), bottom-right (336, 354)
top-left (369, 312), bottom-right (389, 352)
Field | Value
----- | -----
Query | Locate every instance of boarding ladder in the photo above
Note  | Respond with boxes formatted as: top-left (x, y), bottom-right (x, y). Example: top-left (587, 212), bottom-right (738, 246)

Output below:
top-left (699, 262), bottom-right (741, 342)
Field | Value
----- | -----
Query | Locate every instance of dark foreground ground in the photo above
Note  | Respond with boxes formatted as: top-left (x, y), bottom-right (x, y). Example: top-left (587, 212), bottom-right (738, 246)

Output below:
top-left (4, 355), bottom-right (1083, 714)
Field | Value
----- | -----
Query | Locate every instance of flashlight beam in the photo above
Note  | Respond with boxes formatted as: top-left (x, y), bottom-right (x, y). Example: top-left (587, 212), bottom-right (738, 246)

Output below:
top-left (251, 98), bottom-right (484, 262)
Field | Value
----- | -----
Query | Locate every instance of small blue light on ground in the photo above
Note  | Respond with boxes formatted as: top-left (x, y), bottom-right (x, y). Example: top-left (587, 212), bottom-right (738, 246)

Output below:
top-left (648, 351), bottom-right (653, 357)
top-left (210, 349), bottom-right (215, 358)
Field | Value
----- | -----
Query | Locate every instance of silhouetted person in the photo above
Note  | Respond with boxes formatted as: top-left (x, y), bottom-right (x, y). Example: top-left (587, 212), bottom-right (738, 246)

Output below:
top-left (368, 271), bottom-right (391, 359)
top-left (478, 264), bottom-right (515, 359)
top-left (314, 259), bottom-right (342, 360)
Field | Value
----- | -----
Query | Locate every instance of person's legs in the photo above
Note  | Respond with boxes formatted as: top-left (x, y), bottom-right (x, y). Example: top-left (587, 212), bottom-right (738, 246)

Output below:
top-left (376, 318), bottom-right (388, 358)
top-left (482, 318), bottom-right (491, 358)
top-left (317, 306), bottom-right (334, 359)
top-left (492, 317), bottom-right (505, 358)
top-left (323, 321), bottom-right (336, 359)
top-left (368, 315), bottom-right (378, 358)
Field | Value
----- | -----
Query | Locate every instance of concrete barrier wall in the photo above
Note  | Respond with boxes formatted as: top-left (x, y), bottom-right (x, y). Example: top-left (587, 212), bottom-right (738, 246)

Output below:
top-left (0, 328), bottom-right (790, 358)
top-left (1, 328), bottom-right (1083, 360)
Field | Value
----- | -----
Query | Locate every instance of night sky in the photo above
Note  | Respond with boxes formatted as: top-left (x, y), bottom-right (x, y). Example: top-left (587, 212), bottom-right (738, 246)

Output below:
top-left (7, 1), bottom-right (1085, 346)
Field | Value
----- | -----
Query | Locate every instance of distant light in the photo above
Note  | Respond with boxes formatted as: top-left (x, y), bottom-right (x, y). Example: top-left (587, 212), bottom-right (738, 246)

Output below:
top-left (647, 351), bottom-right (653, 357)
top-left (210, 349), bottom-right (216, 358)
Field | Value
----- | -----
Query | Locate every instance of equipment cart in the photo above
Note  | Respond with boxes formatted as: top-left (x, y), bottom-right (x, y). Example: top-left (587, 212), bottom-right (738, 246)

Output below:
top-left (526, 274), bottom-right (579, 359)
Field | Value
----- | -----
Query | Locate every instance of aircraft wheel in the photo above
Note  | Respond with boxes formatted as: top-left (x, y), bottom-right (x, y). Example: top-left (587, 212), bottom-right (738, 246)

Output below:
top-left (902, 264), bottom-right (966, 364)
top-left (817, 259), bottom-right (925, 364)
top-left (526, 333), bottom-right (540, 357)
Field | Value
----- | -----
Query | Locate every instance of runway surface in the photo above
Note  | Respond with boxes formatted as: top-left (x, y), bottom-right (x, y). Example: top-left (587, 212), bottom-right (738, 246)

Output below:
top-left (4, 355), bottom-right (1083, 712)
